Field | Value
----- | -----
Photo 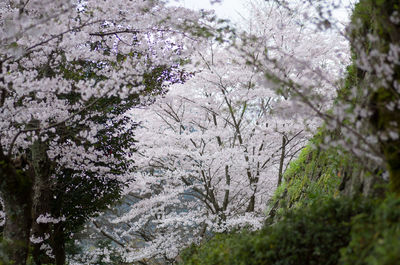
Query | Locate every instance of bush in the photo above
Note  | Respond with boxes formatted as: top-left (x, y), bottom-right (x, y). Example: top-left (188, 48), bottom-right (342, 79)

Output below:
top-left (180, 233), bottom-right (251, 265)
top-left (181, 197), bottom-right (373, 265)
top-left (340, 194), bottom-right (400, 265)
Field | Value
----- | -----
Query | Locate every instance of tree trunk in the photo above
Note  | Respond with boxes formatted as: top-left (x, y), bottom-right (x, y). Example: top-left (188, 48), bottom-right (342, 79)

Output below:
top-left (52, 223), bottom-right (66, 265)
top-left (30, 139), bottom-right (55, 264)
top-left (0, 157), bottom-right (32, 265)
top-left (278, 135), bottom-right (287, 187)
top-left (246, 195), bottom-right (255, 212)
top-left (351, 0), bottom-right (400, 195)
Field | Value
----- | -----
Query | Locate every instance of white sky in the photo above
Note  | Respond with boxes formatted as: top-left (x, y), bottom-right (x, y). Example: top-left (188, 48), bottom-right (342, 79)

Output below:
top-left (169, 0), bottom-right (248, 24)
top-left (169, 0), bottom-right (353, 25)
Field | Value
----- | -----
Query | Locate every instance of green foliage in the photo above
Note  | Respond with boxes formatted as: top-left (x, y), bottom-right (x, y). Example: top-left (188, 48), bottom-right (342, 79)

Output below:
top-left (0, 237), bottom-right (11, 265)
top-left (282, 145), bottom-right (312, 182)
top-left (52, 169), bottom-right (124, 235)
top-left (350, 0), bottom-right (399, 54)
top-left (269, 181), bottom-right (286, 203)
top-left (0, 238), bottom-right (36, 265)
top-left (181, 197), bottom-right (373, 265)
top-left (180, 234), bottom-right (248, 265)
top-left (340, 194), bottom-right (400, 265)
top-left (182, 192), bottom-right (400, 265)
top-left (335, 61), bottom-right (366, 110)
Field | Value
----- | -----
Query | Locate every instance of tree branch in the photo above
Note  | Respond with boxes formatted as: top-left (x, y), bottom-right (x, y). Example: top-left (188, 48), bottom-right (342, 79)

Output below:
top-left (93, 220), bottom-right (125, 248)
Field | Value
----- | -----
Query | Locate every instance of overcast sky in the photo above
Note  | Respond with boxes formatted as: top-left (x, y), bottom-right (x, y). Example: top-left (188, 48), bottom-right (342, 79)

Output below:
top-left (169, 0), bottom-right (353, 25)
top-left (169, 0), bottom-right (248, 24)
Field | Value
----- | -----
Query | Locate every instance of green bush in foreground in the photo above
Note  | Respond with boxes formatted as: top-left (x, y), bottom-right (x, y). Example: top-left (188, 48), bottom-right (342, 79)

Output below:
top-left (181, 198), bottom-right (373, 265)
top-left (340, 194), bottom-right (400, 265)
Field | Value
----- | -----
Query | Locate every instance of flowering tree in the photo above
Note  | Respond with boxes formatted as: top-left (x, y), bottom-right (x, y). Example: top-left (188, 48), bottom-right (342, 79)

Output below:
top-left (0, 0), bottom-right (204, 263)
top-left (84, 42), bottom-right (309, 263)
top-left (239, 0), bottom-right (349, 110)
top-left (71, 0), bottom-right (400, 263)
top-left (69, 1), bottom-right (353, 262)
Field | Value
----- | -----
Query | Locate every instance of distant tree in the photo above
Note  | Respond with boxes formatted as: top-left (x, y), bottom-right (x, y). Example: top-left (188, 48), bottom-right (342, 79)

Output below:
top-left (84, 42), bottom-right (313, 263)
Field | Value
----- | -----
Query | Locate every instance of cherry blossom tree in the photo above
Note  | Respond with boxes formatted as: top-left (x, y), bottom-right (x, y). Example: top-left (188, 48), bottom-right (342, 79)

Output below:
top-left (238, 0), bottom-right (349, 111)
top-left (73, 0), bottom-right (400, 262)
top-left (0, 0), bottom-right (204, 263)
top-left (68, 1), bottom-right (353, 262)
top-left (82, 42), bottom-right (309, 263)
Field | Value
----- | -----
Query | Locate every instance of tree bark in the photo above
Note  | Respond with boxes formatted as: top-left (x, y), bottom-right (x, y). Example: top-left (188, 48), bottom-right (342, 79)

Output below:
top-left (52, 223), bottom-right (66, 265)
top-left (351, 0), bottom-right (400, 195)
top-left (0, 156), bottom-right (32, 265)
top-left (246, 195), bottom-right (255, 212)
top-left (277, 135), bottom-right (287, 187)
top-left (30, 139), bottom-right (55, 264)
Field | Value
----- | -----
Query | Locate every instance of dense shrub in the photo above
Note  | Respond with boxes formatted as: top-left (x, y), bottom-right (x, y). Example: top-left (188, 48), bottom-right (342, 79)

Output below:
top-left (180, 233), bottom-right (251, 265)
top-left (340, 195), bottom-right (400, 265)
top-left (181, 197), bottom-right (373, 265)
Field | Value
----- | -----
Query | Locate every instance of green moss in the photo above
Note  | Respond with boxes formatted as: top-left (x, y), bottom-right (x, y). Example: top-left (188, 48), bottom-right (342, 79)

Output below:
top-left (269, 182), bottom-right (286, 203)
top-left (283, 145), bottom-right (311, 182)
top-left (349, 0), bottom-right (400, 194)
top-left (276, 127), bottom-right (352, 211)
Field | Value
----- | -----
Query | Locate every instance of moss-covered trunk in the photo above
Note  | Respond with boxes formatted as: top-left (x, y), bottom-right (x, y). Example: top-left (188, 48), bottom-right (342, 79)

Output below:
top-left (371, 89), bottom-right (400, 194)
top-left (350, 0), bottom-right (400, 194)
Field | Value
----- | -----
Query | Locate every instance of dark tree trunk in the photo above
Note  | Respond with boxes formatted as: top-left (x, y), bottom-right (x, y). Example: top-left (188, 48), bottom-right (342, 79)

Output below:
top-left (0, 156), bottom-right (32, 265)
top-left (30, 139), bottom-right (55, 264)
top-left (52, 223), bottom-right (66, 265)
top-left (246, 195), bottom-right (255, 212)
top-left (278, 135), bottom-right (287, 187)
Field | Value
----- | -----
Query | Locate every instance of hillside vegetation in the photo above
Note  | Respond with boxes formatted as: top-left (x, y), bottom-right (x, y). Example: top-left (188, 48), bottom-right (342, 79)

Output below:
top-left (180, 0), bottom-right (400, 264)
